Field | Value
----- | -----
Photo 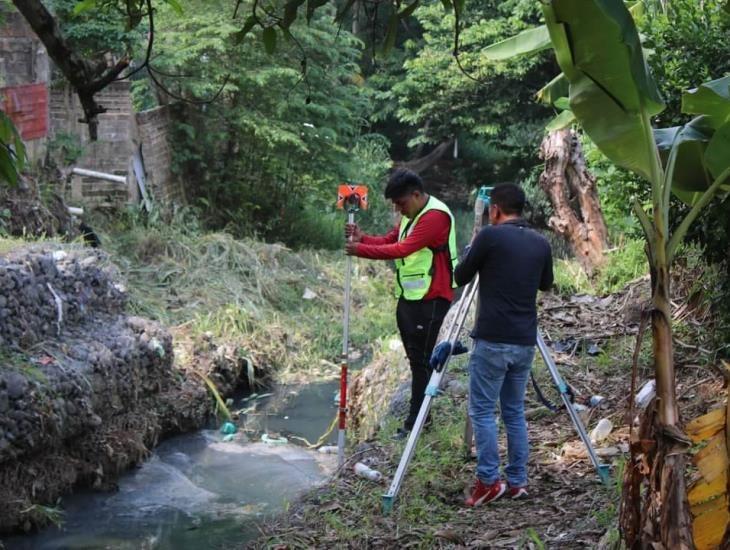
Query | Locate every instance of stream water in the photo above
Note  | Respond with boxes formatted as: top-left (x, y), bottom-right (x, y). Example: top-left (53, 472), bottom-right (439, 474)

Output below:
top-left (5, 380), bottom-right (340, 550)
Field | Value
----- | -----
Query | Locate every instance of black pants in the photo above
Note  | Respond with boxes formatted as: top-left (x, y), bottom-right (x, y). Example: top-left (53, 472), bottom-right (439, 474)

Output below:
top-left (396, 297), bottom-right (451, 430)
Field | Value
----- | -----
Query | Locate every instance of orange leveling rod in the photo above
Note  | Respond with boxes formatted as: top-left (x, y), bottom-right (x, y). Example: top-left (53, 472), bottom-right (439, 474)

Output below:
top-left (336, 184), bottom-right (368, 467)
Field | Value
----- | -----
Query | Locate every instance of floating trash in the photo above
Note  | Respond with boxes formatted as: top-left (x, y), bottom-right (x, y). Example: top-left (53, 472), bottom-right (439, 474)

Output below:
top-left (261, 434), bottom-right (288, 445)
top-left (220, 422), bottom-right (237, 435)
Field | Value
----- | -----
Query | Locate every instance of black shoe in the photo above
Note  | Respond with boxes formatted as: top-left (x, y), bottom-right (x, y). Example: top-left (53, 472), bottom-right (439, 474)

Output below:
top-left (391, 427), bottom-right (411, 441)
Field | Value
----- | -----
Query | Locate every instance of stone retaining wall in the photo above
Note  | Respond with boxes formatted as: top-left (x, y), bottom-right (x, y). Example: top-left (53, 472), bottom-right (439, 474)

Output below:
top-left (0, 246), bottom-right (204, 532)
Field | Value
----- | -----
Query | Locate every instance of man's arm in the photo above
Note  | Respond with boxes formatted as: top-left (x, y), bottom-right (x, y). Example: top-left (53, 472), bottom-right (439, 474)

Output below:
top-left (539, 245), bottom-right (554, 291)
top-left (360, 226), bottom-right (398, 245)
top-left (354, 211), bottom-right (450, 260)
top-left (454, 229), bottom-right (487, 286)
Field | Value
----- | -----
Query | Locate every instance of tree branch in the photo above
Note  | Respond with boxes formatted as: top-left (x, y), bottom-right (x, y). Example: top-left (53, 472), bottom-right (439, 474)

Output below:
top-left (11, 0), bottom-right (133, 139)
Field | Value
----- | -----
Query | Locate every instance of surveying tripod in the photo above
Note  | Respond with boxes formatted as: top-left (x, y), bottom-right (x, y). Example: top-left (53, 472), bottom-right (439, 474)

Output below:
top-left (381, 187), bottom-right (609, 515)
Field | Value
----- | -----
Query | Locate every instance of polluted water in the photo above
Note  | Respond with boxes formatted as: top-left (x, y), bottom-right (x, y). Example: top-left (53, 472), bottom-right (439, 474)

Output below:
top-left (5, 380), bottom-right (340, 550)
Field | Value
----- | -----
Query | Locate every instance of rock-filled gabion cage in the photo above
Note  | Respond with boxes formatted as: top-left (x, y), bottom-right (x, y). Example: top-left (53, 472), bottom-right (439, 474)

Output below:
top-left (0, 246), bottom-right (200, 532)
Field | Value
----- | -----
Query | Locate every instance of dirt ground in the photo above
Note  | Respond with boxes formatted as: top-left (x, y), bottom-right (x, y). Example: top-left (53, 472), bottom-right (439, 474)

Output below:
top-left (249, 264), bottom-right (727, 549)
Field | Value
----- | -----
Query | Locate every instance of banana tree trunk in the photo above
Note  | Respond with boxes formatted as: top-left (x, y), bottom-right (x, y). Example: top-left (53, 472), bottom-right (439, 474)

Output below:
top-left (539, 129), bottom-right (607, 275)
top-left (622, 242), bottom-right (694, 549)
top-left (643, 260), bottom-right (693, 549)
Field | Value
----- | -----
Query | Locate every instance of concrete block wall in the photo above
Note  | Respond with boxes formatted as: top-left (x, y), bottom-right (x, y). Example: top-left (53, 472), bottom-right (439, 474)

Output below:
top-left (136, 106), bottom-right (185, 204)
top-left (50, 81), bottom-right (137, 208)
top-left (0, 11), bottom-right (49, 87)
top-left (50, 80), bottom-right (136, 146)
top-left (2, 6), bottom-right (184, 210)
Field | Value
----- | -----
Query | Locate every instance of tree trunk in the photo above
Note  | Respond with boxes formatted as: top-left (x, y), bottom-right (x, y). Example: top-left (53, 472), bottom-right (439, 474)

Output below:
top-left (12, 0), bottom-right (130, 139)
top-left (620, 258), bottom-right (694, 549)
top-left (538, 129), bottom-right (608, 275)
top-left (398, 138), bottom-right (455, 175)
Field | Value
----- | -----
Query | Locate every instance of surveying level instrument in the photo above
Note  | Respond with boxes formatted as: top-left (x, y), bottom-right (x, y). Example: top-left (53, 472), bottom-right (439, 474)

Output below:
top-left (381, 184), bottom-right (609, 514)
top-left (336, 184), bottom-right (368, 467)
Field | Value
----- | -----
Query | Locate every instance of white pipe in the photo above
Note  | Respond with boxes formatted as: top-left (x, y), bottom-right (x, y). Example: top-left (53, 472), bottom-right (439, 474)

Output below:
top-left (72, 167), bottom-right (126, 184)
top-left (67, 206), bottom-right (84, 216)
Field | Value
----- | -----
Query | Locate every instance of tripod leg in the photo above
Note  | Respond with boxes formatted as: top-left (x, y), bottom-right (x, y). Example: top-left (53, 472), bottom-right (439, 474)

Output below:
top-left (463, 411), bottom-right (474, 460)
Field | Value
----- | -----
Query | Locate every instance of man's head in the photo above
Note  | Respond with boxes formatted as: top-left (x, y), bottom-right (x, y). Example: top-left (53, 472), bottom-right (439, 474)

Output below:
top-left (385, 169), bottom-right (428, 218)
top-left (489, 184), bottom-right (525, 225)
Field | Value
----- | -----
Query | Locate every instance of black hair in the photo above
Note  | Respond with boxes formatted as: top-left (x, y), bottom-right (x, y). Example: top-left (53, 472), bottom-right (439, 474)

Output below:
top-left (384, 168), bottom-right (424, 199)
top-left (490, 183), bottom-right (525, 216)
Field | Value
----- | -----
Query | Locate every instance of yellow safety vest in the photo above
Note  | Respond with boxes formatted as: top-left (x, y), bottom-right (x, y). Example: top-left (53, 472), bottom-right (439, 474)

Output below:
top-left (395, 196), bottom-right (457, 300)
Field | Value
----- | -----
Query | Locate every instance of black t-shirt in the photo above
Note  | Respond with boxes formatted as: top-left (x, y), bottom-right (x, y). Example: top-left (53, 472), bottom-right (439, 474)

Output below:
top-left (454, 218), bottom-right (553, 346)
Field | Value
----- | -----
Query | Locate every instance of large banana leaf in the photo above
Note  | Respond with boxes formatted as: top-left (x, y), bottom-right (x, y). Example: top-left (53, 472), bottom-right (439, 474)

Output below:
top-left (655, 118), bottom-right (714, 193)
top-left (481, 26), bottom-right (552, 61)
top-left (542, 0), bottom-right (664, 182)
top-left (536, 73), bottom-right (569, 105)
top-left (665, 122), bottom-right (730, 205)
top-left (681, 76), bottom-right (730, 129)
top-left (656, 76), bottom-right (730, 205)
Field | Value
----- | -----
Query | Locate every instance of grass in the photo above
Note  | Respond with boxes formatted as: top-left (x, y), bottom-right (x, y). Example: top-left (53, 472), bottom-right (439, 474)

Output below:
top-left (92, 206), bottom-right (396, 383)
top-left (20, 503), bottom-right (65, 528)
top-left (552, 237), bottom-right (647, 297)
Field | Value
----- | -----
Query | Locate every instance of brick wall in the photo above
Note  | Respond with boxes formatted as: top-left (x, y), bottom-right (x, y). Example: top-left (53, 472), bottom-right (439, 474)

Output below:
top-left (0, 11), bottom-right (49, 86)
top-left (50, 81), bottom-right (137, 208)
top-left (50, 80), bottom-right (136, 145)
top-left (136, 106), bottom-right (185, 203)
top-left (0, 10), bottom-right (50, 162)
top-left (2, 8), bottom-right (183, 209)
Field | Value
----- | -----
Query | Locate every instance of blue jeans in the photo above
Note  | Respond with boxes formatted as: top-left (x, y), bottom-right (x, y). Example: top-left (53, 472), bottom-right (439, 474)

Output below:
top-left (468, 339), bottom-right (535, 487)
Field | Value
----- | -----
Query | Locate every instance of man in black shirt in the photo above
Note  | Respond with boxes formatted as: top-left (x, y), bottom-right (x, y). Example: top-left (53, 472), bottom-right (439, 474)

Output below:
top-left (454, 184), bottom-right (553, 507)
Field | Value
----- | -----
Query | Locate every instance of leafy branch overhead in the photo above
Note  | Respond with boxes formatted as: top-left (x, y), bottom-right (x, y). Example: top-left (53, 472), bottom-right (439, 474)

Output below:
top-left (481, 0), bottom-right (730, 210)
top-left (234, 0), bottom-right (462, 56)
top-left (10, 0), bottom-right (458, 143)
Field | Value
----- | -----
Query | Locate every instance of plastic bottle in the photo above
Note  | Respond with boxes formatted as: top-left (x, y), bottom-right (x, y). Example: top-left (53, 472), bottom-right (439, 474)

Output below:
top-left (589, 395), bottom-right (605, 408)
top-left (318, 445), bottom-right (338, 454)
top-left (353, 462), bottom-right (382, 482)
top-left (590, 418), bottom-right (613, 444)
top-left (573, 403), bottom-right (589, 424)
top-left (220, 421), bottom-right (237, 435)
top-left (635, 379), bottom-right (656, 409)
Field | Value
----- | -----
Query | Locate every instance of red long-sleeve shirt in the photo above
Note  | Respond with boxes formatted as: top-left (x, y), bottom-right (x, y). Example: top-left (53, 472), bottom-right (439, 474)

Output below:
top-left (354, 210), bottom-right (454, 302)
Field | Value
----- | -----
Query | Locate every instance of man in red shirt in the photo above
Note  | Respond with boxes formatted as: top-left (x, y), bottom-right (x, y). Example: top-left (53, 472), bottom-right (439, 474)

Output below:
top-left (345, 169), bottom-right (457, 439)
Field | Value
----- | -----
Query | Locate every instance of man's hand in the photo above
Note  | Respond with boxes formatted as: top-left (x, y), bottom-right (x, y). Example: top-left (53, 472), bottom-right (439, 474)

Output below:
top-left (345, 223), bottom-right (363, 243)
top-left (344, 241), bottom-right (359, 256)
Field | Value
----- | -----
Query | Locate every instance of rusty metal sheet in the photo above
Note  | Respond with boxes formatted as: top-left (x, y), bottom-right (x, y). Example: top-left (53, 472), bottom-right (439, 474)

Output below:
top-left (1, 83), bottom-right (49, 140)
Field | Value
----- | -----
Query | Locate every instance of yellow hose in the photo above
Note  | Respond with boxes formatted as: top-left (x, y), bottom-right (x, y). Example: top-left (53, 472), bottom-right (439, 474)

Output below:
top-left (289, 413), bottom-right (339, 449)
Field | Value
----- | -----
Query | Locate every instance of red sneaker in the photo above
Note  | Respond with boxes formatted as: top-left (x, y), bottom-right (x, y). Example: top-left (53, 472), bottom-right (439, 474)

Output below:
top-left (507, 485), bottom-right (528, 499)
top-left (465, 479), bottom-right (506, 507)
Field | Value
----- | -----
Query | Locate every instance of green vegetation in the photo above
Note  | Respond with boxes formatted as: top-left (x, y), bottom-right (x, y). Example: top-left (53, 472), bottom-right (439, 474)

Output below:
top-left (4, 0), bottom-right (730, 545)
top-left (370, 0), bottom-right (554, 184)
top-left (95, 206), bottom-right (396, 381)
top-left (552, 238), bottom-right (647, 296)
top-left (129, 0), bottom-right (392, 247)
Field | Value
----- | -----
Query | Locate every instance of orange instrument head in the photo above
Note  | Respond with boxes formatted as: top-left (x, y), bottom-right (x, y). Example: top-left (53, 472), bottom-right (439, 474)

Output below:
top-left (336, 184), bottom-right (369, 212)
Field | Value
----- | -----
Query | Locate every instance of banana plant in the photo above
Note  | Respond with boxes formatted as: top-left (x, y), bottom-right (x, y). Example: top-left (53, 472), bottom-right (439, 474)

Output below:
top-left (0, 110), bottom-right (26, 186)
top-left (537, 1), bottom-right (729, 428)
top-left (482, 1), bottom-right (729, 547)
